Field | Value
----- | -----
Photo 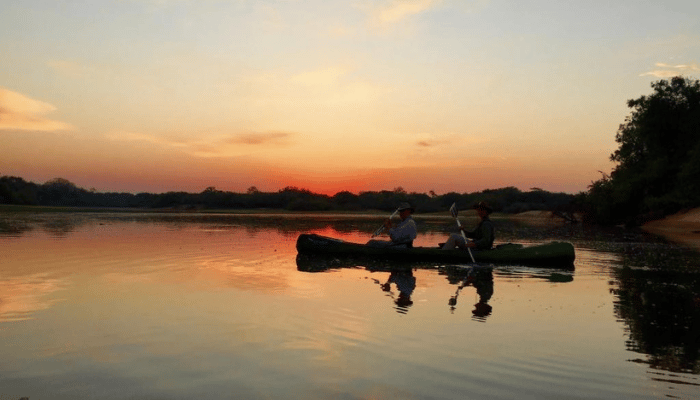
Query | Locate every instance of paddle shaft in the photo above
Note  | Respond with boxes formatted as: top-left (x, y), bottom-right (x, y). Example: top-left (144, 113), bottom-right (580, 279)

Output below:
top-left (372, 208), bottom-right (400, 237)
top-left (455, 215), bottom-right (476, 263)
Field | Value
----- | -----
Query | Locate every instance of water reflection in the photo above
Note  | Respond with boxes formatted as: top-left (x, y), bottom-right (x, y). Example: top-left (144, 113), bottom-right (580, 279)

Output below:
top-left (297, 253), bottom-right (496, 318)
top-left (295, 252), bottom-right (435, 272)
top-left (296, 253), bottom-right (420, 314)
top-left (442, 266), bottom-right (494, 321)
top-left (0, 274), bottom-right (66, 322)
top-left (0, 212), bottom-right (458, 239)
top-left (611, 266), bottom-right (700, 375)
top-left (0, 213), bottom-right (100, 237)
top-left (0, 218), bottom-right (33, 237)
top-left (494, 268), bottom-right (574, 283)
top-left (2, 211), bottom-right (700, 400)
top-left (374, 269), bottom-right (416, 314)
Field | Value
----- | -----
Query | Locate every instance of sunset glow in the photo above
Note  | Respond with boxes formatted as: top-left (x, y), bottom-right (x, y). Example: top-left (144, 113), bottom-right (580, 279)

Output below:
top-left (2, 1), bottom-right (698, 195)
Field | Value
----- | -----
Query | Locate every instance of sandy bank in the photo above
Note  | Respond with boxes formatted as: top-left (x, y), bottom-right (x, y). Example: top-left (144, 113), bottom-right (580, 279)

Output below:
top-left (642, 208), bottom-right (700, 251)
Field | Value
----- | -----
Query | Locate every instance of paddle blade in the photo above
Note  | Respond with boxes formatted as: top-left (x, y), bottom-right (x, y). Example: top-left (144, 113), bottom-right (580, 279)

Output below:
top-left (449, 202), bottom-right (458, 218)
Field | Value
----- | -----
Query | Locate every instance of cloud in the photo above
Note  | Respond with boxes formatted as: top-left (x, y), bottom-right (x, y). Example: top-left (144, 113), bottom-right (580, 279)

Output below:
top-left (235, 65), bottom-right (384, 110)
top-left (367, 0), bottom-right (442, 26)
top-left (414, 133), bottom-right (483, 149)
top-left (106, 130), bottom-right (294, 157)
top-left (640, 62), bottom-right (700, 78)
top-left (0, 87), bottom-right (74, 132)
top-left (416, 138), bottom-right (448, 147)
top-left (105, 131), bottom-right (178, 147)
top-left (226, 132), bottom-right (292, 145)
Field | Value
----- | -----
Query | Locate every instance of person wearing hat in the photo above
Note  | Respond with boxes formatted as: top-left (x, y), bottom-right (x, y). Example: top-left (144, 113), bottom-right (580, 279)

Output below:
top-left (441, 201), bottom-right (495, 251)
top-left (367, 202), bottom-right (417, 248)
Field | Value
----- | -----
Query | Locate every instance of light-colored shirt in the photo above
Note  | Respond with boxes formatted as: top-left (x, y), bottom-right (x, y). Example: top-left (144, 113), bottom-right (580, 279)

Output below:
top-left (388, 216), bottom-right (417, 245)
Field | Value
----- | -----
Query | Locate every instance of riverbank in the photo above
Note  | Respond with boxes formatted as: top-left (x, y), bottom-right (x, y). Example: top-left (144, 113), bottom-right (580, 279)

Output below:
top-left (505, 210), bottom-right (577, 226)
top-left (642, 208), bottom-right (700, 251)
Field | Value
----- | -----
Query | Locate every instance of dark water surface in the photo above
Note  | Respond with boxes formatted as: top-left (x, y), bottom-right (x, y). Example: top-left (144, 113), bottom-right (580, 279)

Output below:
top-left (1, 212), bottom-right (699, 399)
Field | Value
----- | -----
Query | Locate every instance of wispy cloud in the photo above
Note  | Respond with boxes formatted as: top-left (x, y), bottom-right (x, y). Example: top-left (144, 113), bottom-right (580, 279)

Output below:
top-left (236, 64), bottom-right (385, 109)
top-left (226, 132), bottom-right (292, 145)
top-left (416, 139), bottom-right (445, 147)
top-left (414, 133), bottom-right (483, 148)
top-left (0, 87), bottom-right (74, 132)
top-left (367, 0), bottom-right (442, 26)
top-left (640, 62), bottom-right (700, 78)
top-left (106, 130), bottom-right (294, 157)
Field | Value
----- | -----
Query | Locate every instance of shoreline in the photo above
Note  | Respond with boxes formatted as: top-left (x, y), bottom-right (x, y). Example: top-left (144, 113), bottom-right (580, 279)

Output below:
top-left (4, 204), bottom-right (698, 250)
top-left (641, 208), bottom-right (700, 251)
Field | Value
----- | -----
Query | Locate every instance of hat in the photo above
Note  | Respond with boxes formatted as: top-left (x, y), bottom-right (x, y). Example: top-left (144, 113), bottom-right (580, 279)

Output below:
top-left (472, 302), bottom-right (492, 318)
top-left (397, 202), bottom-right (414, 212)
top-left (473, 201), bottom-right (493, 214)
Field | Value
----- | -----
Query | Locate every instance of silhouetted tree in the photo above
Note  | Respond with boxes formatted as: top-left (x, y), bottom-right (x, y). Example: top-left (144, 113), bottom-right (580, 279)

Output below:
top-left (585, 76), bottom-right (700, 224)
top-left (1, 175), bottom-right (577, 214)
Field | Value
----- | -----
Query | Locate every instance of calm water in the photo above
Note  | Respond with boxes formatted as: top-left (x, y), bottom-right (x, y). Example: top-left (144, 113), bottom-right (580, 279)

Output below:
top-left (1, 212), bottom-right (699, 400)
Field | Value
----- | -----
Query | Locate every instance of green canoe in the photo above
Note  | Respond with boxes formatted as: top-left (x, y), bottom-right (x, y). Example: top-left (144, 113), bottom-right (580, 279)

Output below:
top-left (296, 233), bottom-right (575, 269)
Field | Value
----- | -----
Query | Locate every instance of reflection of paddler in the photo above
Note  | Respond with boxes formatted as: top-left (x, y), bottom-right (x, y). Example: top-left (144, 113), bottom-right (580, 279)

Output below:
top-left (448, 267), bottom-right (494, 320)
top-left (472, 302), bottom-right (492, 319)
top-left (379, 269), bottom-right (416, 310)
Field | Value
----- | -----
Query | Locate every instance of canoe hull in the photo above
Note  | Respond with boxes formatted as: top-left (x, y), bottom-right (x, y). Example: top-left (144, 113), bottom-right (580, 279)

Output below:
top-left (296, 233), bottom-right (575, 269)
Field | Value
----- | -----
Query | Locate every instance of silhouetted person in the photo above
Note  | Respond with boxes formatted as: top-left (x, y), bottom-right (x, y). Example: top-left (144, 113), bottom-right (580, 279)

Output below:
top-left (441, 202), bottom-right (495, 251)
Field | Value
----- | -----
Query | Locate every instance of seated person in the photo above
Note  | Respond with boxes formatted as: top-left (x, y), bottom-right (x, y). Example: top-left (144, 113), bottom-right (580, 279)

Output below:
top-left (441, 202), bottom-right (494, 250)
top-left (366, 202), bottom-right (417, 248)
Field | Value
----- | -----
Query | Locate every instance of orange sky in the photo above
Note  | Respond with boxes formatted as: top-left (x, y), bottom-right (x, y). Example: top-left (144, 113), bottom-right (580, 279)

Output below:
top-left (1, 1), bottom-right (698, 195)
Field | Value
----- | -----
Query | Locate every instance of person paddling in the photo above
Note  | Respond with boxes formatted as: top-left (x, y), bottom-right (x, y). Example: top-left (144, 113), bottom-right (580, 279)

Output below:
top-left (367, 202), bottom-right (417, 248)
top-left (441, 202), bottom-right (494, 251)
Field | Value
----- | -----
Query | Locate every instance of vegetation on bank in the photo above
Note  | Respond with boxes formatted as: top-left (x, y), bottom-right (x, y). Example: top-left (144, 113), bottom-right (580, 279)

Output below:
top-left (0, 176), bottom-right (575, 215)
top-left (581, 76), bottom-right (700, 226)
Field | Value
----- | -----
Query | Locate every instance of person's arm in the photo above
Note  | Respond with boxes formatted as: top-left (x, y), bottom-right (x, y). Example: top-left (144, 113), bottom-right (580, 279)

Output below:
top-left (463, 222), bottom-right (478, 239)
top-left (464, 227), bottom-right (475, 239)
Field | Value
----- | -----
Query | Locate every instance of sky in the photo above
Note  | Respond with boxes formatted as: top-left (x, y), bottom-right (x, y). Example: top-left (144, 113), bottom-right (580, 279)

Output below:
top-left (1, 0), bottom-right (698, 196)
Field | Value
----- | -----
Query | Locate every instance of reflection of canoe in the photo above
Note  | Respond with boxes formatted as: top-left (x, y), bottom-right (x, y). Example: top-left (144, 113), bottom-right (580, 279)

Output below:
top-left (296, 251), bottom-right (491, 274)
top-left (296, 252), bottom-right (419, 272)
top-left (296, 234), bottom-right (575, 269)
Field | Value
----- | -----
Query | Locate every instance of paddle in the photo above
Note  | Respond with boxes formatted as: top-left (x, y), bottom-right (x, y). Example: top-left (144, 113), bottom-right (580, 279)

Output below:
top-left (450, 203), bottom-right (476, 263)
top-left (371, 208), bottom-right (400, 238)
top-left (448, 268), bottom-right (476, 310)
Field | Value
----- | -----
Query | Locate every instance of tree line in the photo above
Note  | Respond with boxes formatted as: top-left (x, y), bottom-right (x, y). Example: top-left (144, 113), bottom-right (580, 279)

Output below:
top-left (0, 176), bottom-right (575, 215)
top-left (580, 76), bottom-right (700, 225)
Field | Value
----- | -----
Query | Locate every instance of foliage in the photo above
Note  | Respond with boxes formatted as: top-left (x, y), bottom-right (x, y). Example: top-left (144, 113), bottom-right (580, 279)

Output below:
top-left (583, 76), bottom-right (700, 225)
top-left (0, 175), bottom-right (576, 214)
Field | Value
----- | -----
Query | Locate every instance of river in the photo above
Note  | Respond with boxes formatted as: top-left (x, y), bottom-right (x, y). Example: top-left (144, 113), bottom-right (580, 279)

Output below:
top-left (1, 212), bottom-right (698, 399)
